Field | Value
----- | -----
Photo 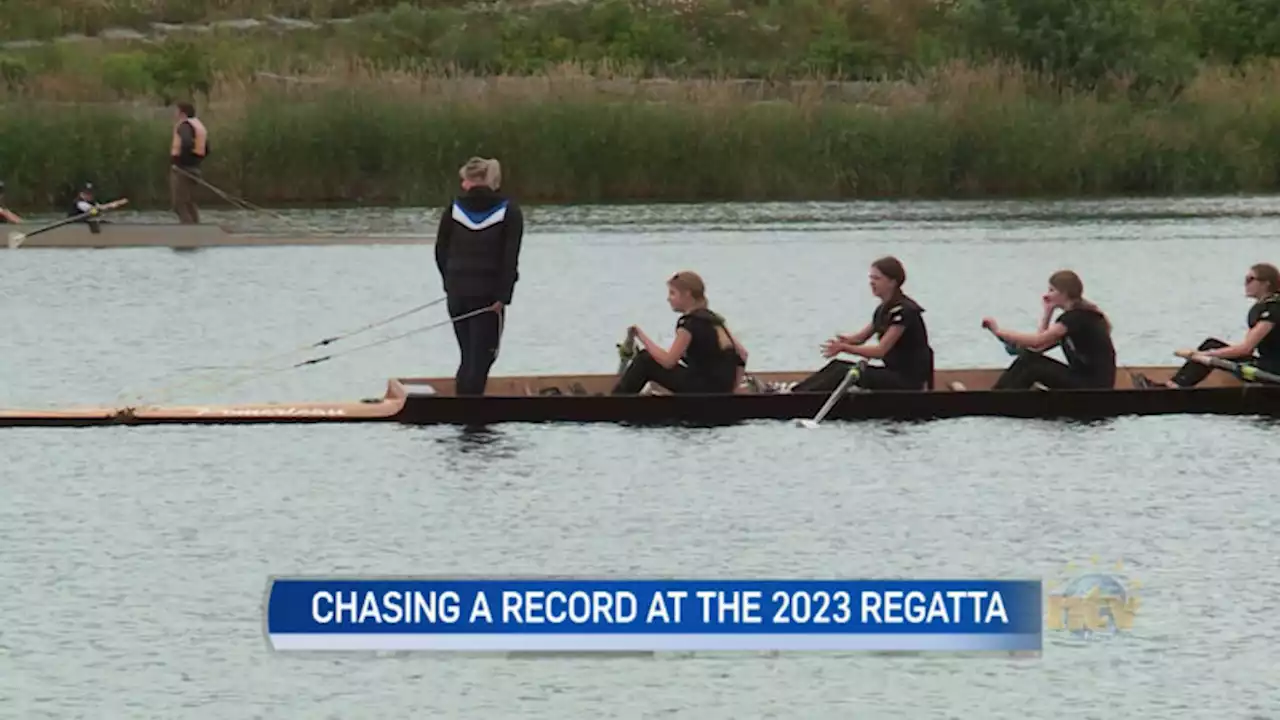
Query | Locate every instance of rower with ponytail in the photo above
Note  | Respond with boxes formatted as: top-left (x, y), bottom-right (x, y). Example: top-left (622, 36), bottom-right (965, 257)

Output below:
top-left (613, 271), bottom-right (749, 394)
top-left (790, 255), bottom-right (935, 393)
top-left (983, 269), bottom-right (1117, 389)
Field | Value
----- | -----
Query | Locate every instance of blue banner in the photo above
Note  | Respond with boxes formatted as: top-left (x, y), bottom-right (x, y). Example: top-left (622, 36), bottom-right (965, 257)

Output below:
top-left (265, 578), bottom-right (1042, 652)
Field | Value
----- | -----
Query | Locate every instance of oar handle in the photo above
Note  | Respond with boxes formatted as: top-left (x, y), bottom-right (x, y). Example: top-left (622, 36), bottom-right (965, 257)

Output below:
top-left (985, 325), bottom-right (1018, 356)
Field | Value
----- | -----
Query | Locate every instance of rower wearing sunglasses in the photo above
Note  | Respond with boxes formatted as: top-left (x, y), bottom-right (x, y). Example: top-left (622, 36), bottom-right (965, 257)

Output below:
top-left (1133, 262), bottom-right (1280, 388)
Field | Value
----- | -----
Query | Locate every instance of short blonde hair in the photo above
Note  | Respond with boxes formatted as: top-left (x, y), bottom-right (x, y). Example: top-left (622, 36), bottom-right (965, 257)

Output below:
top-left (460, 157), bottom-right (501, 189)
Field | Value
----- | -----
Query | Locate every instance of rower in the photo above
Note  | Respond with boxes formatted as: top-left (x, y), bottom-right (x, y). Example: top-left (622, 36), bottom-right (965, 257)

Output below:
top-left (983, 269), bottom-right (1116, 390)
top-left (170, 100), bottom-right (209, 225)
top-left (0, 181), bottom-right (21, 224)
top-left (787, 256), bottom-right (934, 393)
top-left (612, 271), bottom-right (748, 394)
top-left (435, 157), bottom-right (524, 396)
top-left (68, 183), bottom-right (105, 233)
top-left (1134, 262), bottom-right (1280, 388)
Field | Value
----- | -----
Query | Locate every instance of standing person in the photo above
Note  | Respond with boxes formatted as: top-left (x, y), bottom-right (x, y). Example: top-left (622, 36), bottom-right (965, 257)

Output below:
top-left (788, 256), bottom-right (935, 393)
top-left (612, 271), bottom-right (749, 395)
top-left (0, 181), bottom-right (21, 224)
top-left (170, 101), bottom-right (209, 225)
top-left (1133, 263), bottom-right (1280, 388)
top-left (435, 157), bottom-right (524, 396)
top-left (983, 270), bottom-right (1117, 390)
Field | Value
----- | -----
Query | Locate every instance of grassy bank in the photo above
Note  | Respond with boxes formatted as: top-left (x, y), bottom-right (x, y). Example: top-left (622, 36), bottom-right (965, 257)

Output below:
top-left (4, 0), bottom-right (1279, 94)
top-left (2, 64), bottom-right (1280, 208)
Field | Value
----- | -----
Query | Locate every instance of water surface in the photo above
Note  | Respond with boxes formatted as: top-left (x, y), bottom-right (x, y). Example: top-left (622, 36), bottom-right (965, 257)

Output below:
top-left (1, 197), bottom-right (1277, 719)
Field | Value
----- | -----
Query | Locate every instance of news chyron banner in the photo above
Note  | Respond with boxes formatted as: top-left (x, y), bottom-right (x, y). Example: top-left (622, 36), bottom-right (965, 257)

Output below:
top-left (265, 579), bottom-right (1042, 652)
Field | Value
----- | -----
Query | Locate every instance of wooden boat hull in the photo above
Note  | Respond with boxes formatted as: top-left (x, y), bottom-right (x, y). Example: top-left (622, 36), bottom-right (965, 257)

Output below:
top-left (1, 366), bottom-right (1276, 428)
top-left (4, 222), bottom-right (432, 248)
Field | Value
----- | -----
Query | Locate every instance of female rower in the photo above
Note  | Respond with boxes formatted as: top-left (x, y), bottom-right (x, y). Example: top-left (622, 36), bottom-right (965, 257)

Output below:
top-left (983, 270), bottom-right (1116, 390)
top-left (1133, 262), bottom-right (1280, 388)
top-left (790, 256), bottom-right (934, 392)
top-left (612, 271), bottom-right (748, 395)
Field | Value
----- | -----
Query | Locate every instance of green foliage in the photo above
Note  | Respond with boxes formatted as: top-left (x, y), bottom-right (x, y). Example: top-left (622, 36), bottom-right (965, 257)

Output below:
top-left (0, 55), bottom-right (30, 92)
top-left (952, 0), bottom-right (1198, 93)
top-left (141, 41), bottom-right (212, 103)
top-left (6, 0), bottom-right (1280, 89)
top-left (3, 82), bottom-right (1280, 207)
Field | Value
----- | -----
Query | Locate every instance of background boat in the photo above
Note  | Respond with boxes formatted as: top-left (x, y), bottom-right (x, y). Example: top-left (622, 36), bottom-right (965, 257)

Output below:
top-left (2, 221), bottom-right (434, 248)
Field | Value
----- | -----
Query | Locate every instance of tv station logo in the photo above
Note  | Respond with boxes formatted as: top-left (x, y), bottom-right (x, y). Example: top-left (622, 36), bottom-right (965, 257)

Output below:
top-left (1045, 559), bottom-right (1141, 637)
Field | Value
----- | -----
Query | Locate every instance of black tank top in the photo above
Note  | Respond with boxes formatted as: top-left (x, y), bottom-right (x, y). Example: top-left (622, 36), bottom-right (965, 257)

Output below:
top-left (1248, 293), bottom-right (1280, 366)
top-left (1056, 307), bottom-right (1117, 387)
top-left (871, 295), bottom-right (934, 389)
top-left (676, 308), bottom-right (742, 390)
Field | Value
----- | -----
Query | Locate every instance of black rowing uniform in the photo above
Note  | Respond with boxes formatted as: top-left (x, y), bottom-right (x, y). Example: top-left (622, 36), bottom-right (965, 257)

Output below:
top-left (678, 308), bottom-right (744, 390)
top-left (790, 295), bottom-right (934, 393)
top-left (870, 295), bottom-right (934, 389)
top-left (1057, 307), bottom-right (1116, 387)
top-left (1248, 293), bottom-right (1280, 370)
top-left (612, 308), bottom-right (744, 394)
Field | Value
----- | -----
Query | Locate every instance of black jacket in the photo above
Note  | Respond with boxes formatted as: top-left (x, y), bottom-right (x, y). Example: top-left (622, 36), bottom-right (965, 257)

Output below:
top-left (435, 187), bottom-right (524, 304)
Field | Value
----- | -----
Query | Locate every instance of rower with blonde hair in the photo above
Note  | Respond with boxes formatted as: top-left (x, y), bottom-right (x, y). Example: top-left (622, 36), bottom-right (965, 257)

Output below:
top-left (983, 269), bottom-right (1116, 389)
top-left (435, 156), bottom-right (524, 396)
top-left (613, 271), bottom-right (748, 394)
top-left (1135, 262), bottom-right (1280, 388)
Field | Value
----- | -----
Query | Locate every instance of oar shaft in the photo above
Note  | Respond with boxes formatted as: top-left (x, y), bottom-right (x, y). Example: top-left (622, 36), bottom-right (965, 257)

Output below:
top-left (8, 198), bottom-right (129, 247)
top-left (800, 364), bottom-right (861, 427)
top-left (1181, 352), bottom-right (1280, 384)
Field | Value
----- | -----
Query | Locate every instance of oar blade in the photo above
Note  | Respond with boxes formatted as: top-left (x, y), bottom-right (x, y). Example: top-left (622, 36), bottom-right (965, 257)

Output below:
top-left (7, 232), bottom-right (22, 249)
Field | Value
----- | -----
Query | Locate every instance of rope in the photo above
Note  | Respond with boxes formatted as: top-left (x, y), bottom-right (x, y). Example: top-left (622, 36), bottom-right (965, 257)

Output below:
top-left (119, 297), bottom-right (446, 405)
top-left (128, 304), bottom-right (498, 407)
top-left (171, 166), bottom-right (292, 223)
top-left (171, 166), bottom-right (340, 237)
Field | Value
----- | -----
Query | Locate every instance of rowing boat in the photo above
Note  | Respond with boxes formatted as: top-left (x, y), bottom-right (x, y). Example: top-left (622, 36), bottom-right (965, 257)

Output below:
top-left (1, 222), bottom-right (433, 248)
top-left (2, 366), bottom-right (1274, 428)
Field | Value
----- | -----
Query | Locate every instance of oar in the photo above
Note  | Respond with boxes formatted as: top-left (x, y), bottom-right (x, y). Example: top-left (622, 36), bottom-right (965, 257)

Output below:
top-left (1174, 351), bottom-right (1280, 385)
top-left (616, 327), bottom-right (638, 375)
top-left (7, 198), bottom-right (129, 249)
top-left (796, 362), bottom-right (862, 428)
top-left (983, 324), bottom-right (1018, 355)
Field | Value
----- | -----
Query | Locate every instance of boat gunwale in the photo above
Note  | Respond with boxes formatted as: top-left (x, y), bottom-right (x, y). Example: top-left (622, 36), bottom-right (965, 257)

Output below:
top-left (1, 383), bottom-right (1277, 428)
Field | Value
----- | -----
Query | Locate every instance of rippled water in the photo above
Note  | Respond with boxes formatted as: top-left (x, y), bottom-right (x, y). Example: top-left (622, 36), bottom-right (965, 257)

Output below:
top-left (2, 198), bottom-right (1278, 719)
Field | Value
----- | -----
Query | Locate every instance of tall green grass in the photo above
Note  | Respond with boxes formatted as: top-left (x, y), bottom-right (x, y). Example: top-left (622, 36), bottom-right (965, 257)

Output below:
top-left (2, 65), bottom-right (1279, 208)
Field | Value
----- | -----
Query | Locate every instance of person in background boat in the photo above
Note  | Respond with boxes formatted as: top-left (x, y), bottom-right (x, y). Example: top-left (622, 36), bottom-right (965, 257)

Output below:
top-left (982, 270), bottom-right (1116, 390)
top-left (435, 156), bottom-right (524, 396)
top-left (0, 181), bottom-right (20, 224)
top-left (613, 271), bottom-right (748, 395)
top-left (170, 101), bottom-right (209, 225)
top-left (1133, 262), bottom-right (1280, 388)
top-left (786, 256), bottom-right (934, 393)
top-left (67, 183), bottom-right (107, 233)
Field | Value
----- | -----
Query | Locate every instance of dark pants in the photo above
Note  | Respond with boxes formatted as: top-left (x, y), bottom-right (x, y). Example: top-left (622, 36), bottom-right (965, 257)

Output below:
top-left (449, 296), bottom-right (503, 396)
top-left (612, 350), bottom-right (732, 394)
top-left (170, 167), bottom-right (200, 224)
top-left (992, 352), bottom-right (1103, 390)
top-left (1169, 337), bottom-right (1279, 387)
top-left (792, 359), bottom-right (923, 392)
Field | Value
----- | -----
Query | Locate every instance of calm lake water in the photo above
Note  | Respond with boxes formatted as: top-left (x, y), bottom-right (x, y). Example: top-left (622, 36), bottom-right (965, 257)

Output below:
top-left (2, 197), bottom-right (1279, 719)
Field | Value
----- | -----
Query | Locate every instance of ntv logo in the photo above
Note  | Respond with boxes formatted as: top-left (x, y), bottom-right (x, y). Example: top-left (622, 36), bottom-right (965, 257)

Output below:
top-left (1044, 559), bottom-right (1141, 637)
